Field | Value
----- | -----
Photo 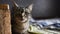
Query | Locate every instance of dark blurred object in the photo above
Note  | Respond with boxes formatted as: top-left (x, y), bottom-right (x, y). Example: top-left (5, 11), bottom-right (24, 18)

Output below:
top-left (31, 0), bottom-right (60, 19)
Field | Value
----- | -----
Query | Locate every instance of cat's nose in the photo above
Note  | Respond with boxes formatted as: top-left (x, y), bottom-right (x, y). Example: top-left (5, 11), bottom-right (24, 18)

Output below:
top-left (22, 13), bottom-right (25, 16)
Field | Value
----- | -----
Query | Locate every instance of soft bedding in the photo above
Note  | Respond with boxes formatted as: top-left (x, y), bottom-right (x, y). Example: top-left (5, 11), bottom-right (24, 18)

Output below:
top-left (29, 18), bottom-right (60, 30)
top-left (28, 25), bottom-right (60, 34)
top-left (28, 18), bottom-right (60, 34)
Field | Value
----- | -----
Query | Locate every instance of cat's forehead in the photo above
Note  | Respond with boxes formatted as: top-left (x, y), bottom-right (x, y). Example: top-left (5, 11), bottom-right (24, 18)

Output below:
top-left (14, 7), bottom-right (27, 13)
top-left (17, 7), bottom-right (26, 11)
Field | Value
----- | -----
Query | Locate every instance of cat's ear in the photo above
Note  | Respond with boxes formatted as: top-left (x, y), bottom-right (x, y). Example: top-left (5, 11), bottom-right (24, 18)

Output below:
top-left (26, 4), bottom-right (33, 13)
top-left (11, 0), bottom-right (19, 7)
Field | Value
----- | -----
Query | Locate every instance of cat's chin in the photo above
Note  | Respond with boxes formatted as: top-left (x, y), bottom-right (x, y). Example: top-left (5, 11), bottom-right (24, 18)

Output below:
top-left (21, 18), bottom-right (28, 23)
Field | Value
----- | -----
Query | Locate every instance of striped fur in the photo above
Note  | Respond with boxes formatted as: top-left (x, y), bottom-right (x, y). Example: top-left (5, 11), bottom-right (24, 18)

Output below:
top-left (11, 0), bottom-right (33, 34)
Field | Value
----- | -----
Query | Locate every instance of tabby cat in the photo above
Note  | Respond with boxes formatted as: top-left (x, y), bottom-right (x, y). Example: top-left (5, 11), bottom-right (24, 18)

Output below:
top-left (11, 0), bottom-right (33, 34)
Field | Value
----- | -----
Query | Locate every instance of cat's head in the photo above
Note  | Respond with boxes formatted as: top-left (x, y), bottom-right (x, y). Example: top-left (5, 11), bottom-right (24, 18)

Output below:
top-left (12, 0), bottom-right (33, 22)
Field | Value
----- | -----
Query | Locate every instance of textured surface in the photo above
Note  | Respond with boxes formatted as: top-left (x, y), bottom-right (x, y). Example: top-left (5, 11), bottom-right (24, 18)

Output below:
top-left (0, 4), bottom-right (11, 34)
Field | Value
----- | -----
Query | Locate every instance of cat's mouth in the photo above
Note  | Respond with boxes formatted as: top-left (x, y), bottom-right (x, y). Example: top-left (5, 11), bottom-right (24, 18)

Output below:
top-left (15, 17), bottom-right (28, 23)
top-left (21, 18), bottom-right (28, 23)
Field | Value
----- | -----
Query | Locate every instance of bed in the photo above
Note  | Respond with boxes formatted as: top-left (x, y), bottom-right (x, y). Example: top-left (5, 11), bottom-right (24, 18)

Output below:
top-left (28, 18), bottom-right (60, 34)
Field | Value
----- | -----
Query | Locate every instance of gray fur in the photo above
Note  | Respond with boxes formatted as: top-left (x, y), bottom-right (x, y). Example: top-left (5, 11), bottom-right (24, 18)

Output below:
top-left (11, 0), bottom-right (33, 34)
